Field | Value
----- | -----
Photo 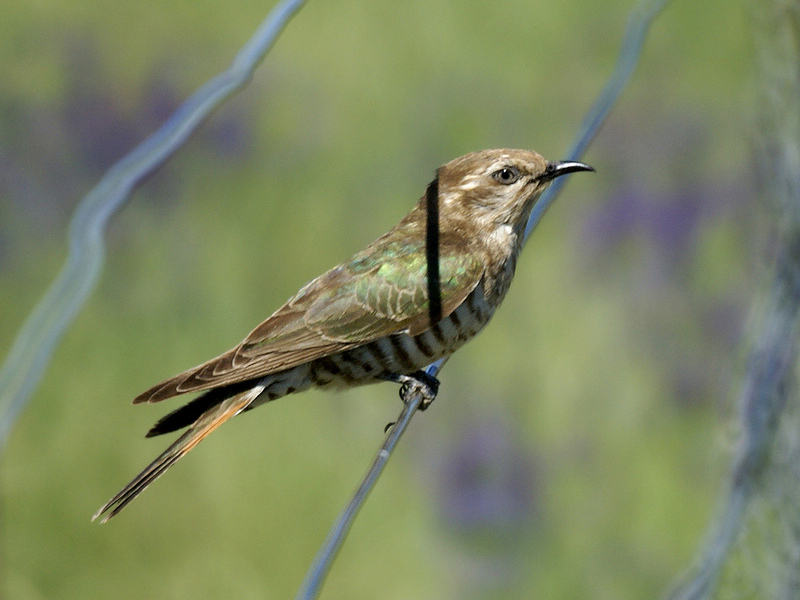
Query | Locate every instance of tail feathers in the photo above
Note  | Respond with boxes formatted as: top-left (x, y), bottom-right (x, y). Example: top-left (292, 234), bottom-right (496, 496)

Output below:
top-left (93, 383), bottom-right (265, 523)
top-left (146, 380), bottom-right (257, 438)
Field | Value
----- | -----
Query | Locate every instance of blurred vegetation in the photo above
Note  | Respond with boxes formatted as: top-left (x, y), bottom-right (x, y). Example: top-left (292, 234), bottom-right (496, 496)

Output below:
top-left (1, 0), bottom-right (751, 598)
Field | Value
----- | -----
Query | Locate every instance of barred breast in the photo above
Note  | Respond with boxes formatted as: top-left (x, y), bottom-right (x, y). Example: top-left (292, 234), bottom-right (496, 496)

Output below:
top-left (305, 282), bottom-right (496, 388)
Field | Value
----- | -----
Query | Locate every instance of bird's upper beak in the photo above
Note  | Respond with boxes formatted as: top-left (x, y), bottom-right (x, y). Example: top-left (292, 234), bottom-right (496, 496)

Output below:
top-left (539, 160), bottom-right (595, 182)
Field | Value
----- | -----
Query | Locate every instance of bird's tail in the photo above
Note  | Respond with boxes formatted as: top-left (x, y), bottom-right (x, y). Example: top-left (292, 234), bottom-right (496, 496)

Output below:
top-left (93, 382), bottom-right (265, 523)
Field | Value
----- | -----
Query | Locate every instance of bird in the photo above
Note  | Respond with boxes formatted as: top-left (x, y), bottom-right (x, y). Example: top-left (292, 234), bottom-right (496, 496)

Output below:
top-left (93, 148), bottom-right (593, 522)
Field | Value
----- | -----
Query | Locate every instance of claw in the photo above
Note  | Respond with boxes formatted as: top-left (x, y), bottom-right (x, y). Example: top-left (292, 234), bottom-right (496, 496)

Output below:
top-left (385, 370), bottom-right (440, 410)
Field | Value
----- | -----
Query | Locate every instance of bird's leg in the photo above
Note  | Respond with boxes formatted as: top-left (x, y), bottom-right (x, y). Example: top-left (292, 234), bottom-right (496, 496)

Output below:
top-left (385, 371), bottom-right (440, 411)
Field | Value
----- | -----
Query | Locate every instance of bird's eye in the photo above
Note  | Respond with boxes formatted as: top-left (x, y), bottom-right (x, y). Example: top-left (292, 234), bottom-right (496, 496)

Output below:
top-left (492, 167), bottom-right (521, 185)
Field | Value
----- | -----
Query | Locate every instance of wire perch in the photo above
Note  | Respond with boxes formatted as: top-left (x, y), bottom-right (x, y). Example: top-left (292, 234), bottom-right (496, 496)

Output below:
top-left (295, 0), bottom-right (674, 597)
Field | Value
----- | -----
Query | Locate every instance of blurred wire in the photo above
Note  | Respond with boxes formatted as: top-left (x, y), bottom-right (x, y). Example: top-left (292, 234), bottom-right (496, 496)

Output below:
top-left (523, 0), bottom-right (673, 243)
top-left (668, 2), bottom-right (800, 598)
top-left (296, 0), bottom-right (674, 597)
top-left (0, 0), bottom-right (307, 451)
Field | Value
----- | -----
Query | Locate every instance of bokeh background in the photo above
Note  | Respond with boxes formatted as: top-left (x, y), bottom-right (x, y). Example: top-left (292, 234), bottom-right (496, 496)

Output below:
top-left (1, 0), bottom-right (752, 598)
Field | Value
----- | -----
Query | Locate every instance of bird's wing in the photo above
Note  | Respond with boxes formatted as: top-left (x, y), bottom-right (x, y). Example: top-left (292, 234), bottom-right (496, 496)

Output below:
top-left (134, 237), bottom-right (484, 404)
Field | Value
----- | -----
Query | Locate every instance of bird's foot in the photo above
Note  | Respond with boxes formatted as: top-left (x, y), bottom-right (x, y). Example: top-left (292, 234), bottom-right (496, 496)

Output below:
top-left (386, 371), bottom-right (440, 411)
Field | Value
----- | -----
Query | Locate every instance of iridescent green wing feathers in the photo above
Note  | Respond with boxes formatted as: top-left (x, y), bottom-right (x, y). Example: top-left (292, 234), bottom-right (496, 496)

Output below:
top-left (134, 235), bottom-right (484, 403)
top-left (242, 236), bottom-right (483, 350)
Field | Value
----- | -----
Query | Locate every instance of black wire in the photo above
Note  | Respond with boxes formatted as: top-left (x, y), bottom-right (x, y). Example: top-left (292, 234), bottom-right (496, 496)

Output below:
top-left (425, 176), bottom-right (442, 326)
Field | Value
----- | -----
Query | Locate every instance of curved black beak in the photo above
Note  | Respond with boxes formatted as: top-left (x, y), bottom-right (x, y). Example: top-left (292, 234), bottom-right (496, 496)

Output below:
top-left (539, 160), bottom-right (595, 182)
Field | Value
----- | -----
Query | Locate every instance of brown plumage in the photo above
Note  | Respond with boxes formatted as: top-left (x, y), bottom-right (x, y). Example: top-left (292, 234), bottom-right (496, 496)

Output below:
top-left (94, 149), bottom-right (593, 521)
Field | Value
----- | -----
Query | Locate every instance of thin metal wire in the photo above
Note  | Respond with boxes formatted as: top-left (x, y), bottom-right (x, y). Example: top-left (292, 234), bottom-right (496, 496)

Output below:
top-left (523, 0), bottom-right (674, 244)
top-left (0, 0), bottom-right (307, 451)
top-left (295, 0), bottom-right (674, 597)
top-left (294, 358), bottom-right (446, 600)
top-left (667, 3), bottom-right (800, 597)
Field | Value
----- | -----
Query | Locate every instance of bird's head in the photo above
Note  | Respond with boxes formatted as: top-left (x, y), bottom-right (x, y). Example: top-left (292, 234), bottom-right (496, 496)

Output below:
top-left (436, 148), bottom-right (593, 237)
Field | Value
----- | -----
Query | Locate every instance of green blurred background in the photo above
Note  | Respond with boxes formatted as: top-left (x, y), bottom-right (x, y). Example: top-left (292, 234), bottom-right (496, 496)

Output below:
top-left (1, 0), bottom-right (752, 598)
